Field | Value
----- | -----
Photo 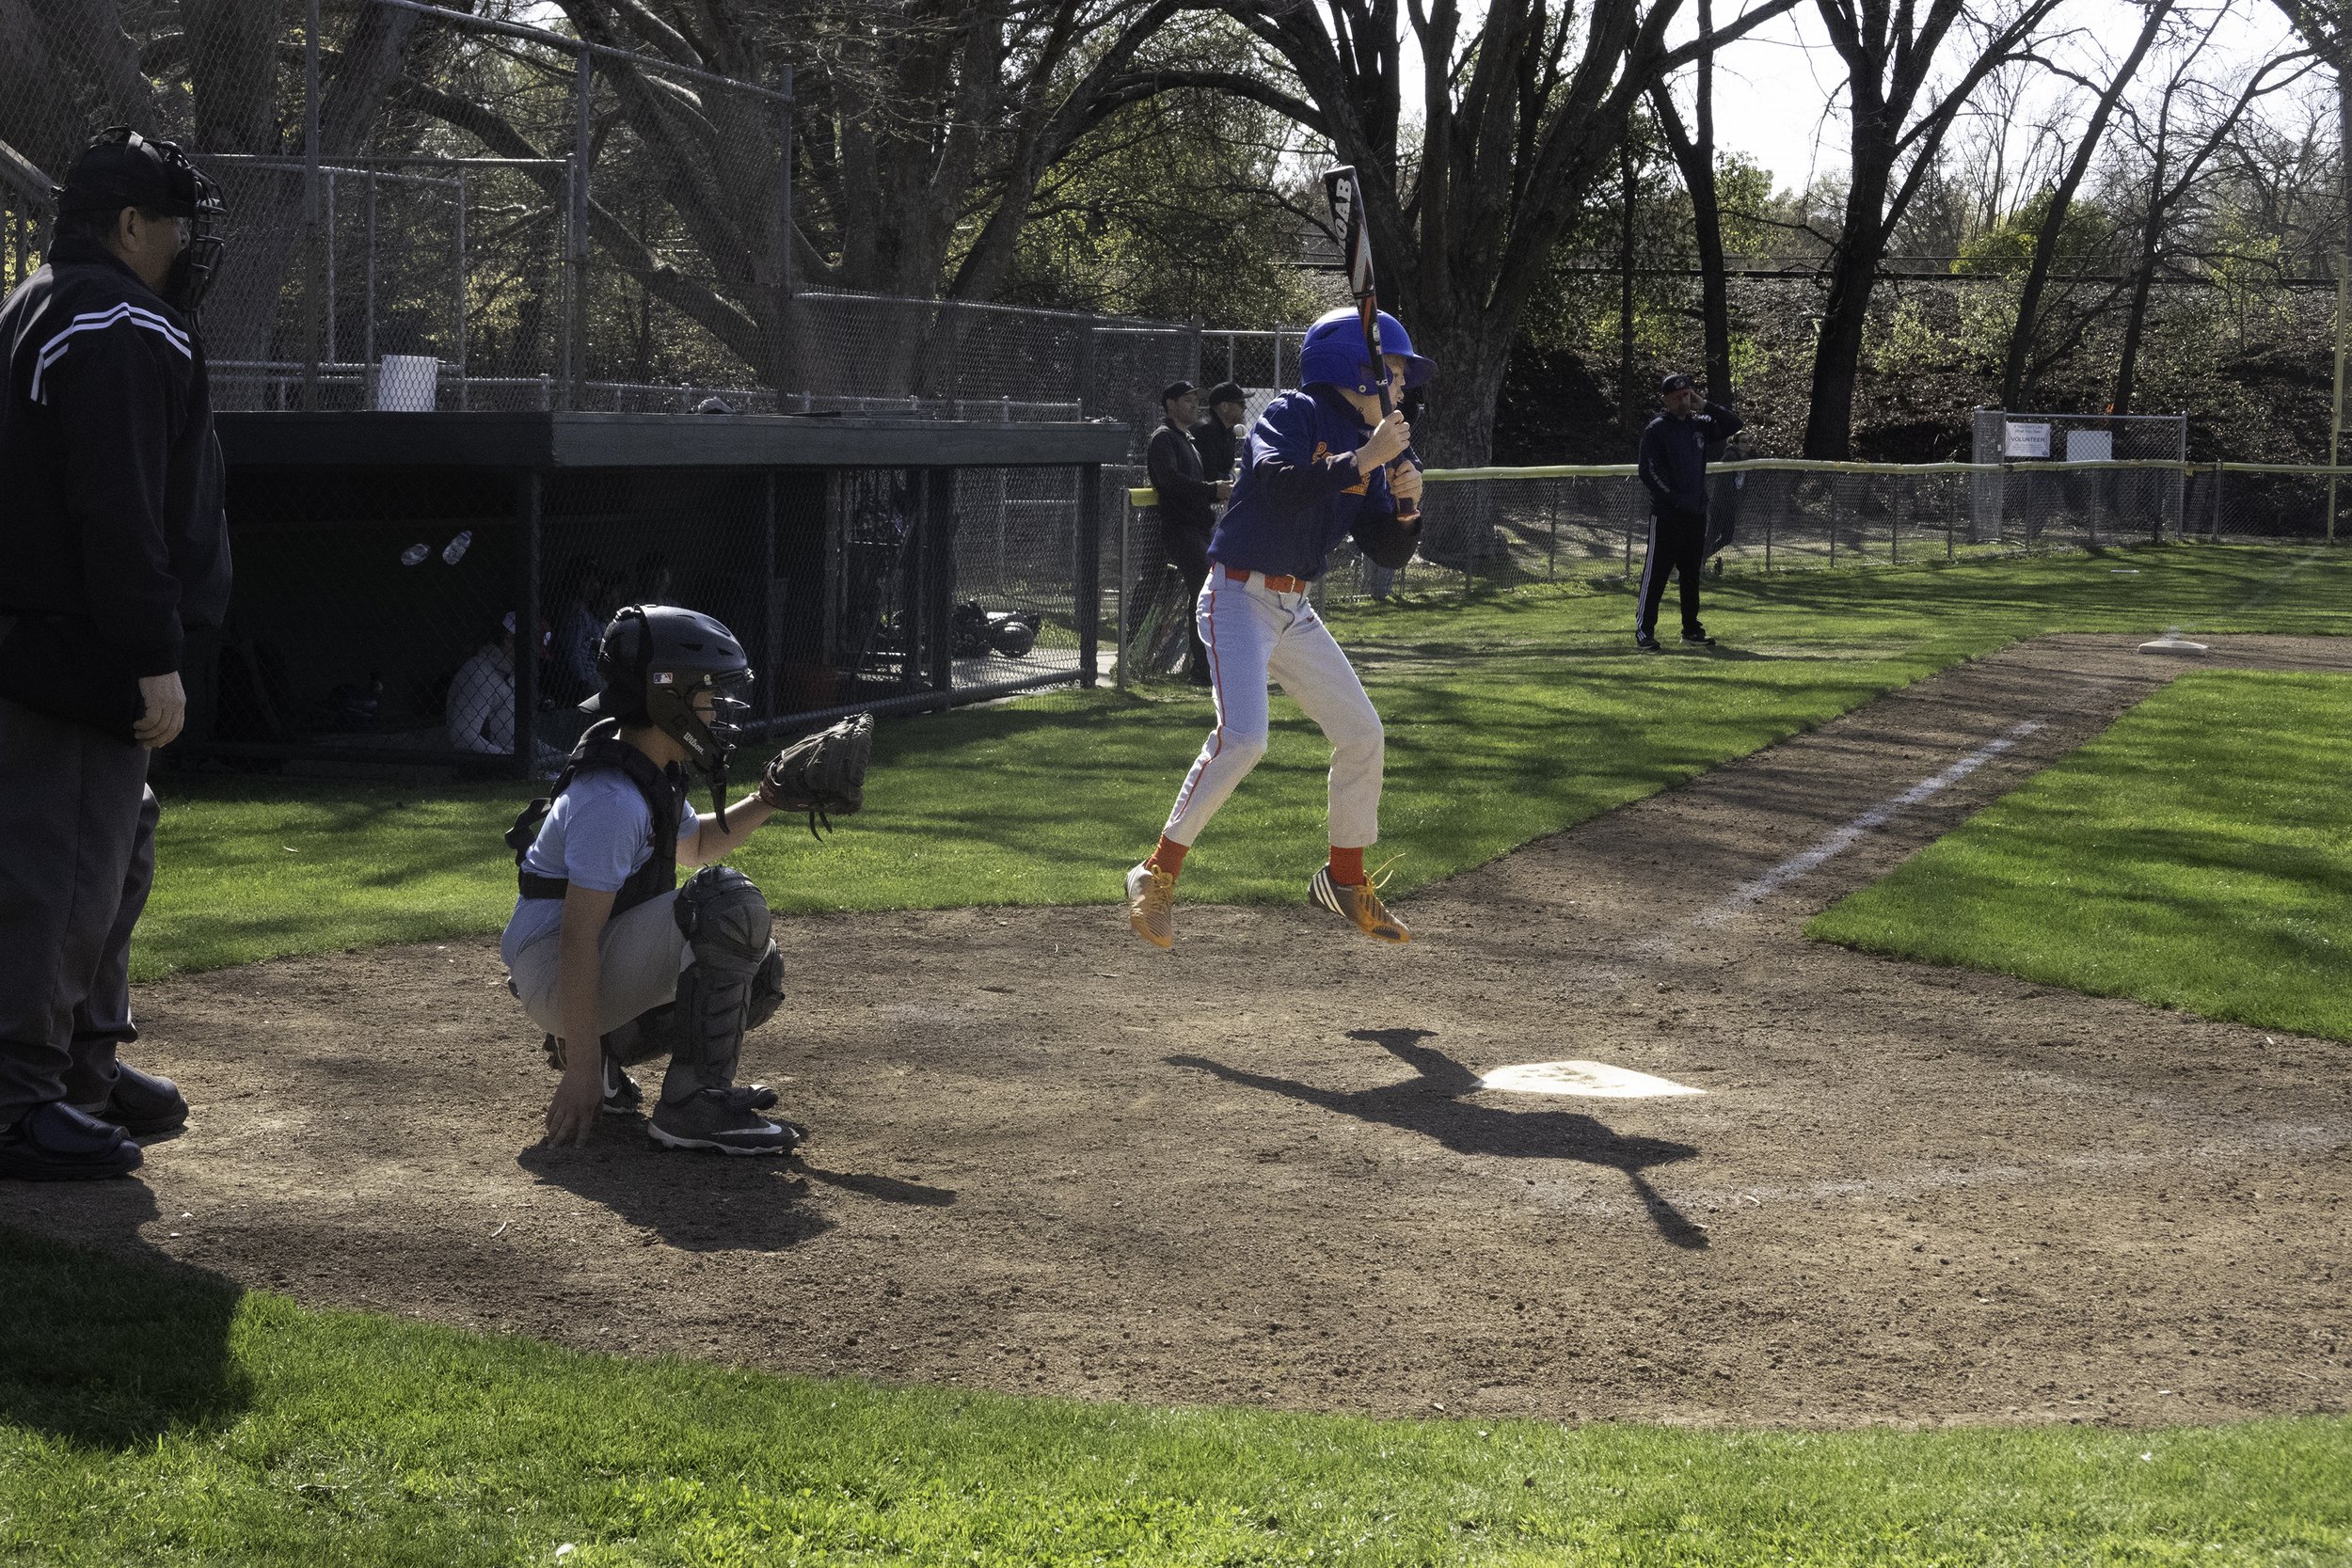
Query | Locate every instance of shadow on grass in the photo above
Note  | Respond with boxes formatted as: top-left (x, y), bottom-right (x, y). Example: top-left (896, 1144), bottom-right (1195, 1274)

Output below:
top-left (1168, 1027), bottom-right (1709, 1250)
top-left (516, 1134), bottom-right (837, 1252)
top-left (0, 1203), bottom-right (252, 1448)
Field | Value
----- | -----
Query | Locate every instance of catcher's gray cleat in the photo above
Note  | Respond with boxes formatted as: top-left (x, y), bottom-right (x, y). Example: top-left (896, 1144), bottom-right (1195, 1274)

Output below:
top-left (1125, 861), bottom-right (1176, 949)
top-left (648, 1085), bottom-right (803, 1156)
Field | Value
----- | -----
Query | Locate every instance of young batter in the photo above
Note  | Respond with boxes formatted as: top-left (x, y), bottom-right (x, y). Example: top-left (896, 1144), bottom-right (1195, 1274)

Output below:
top-left (1124, 307), bottom-right (1430, 949)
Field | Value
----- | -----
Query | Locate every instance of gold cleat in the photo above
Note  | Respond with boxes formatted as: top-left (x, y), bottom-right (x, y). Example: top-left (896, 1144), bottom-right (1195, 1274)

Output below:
top-left (1309, 864), bottom-right (1410, 943)
top-left (1125, 861), bottom-right (1177, 949)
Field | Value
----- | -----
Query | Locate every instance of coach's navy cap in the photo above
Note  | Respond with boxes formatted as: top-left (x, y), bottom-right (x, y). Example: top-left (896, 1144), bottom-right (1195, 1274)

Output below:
top-left (1160, 380), bottom-right (1197, 404)
top-left (1205, 380), bottom-right (1247, 406)
top-left (1661, 372), bottom-right (1698, 395)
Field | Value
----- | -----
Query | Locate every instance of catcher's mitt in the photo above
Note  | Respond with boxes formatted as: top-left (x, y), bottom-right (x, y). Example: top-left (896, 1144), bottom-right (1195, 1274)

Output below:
top-left (757, 712), bottom-right (874, 837)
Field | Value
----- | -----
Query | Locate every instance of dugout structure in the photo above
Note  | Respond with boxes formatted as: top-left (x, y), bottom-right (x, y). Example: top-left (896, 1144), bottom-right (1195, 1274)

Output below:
top-left (189, 411), bottom-right (1126, 776)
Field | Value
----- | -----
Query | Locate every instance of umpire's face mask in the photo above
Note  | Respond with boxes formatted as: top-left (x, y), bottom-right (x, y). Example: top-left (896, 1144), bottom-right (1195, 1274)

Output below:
top-left (162, 166), bottom-right (228, 320)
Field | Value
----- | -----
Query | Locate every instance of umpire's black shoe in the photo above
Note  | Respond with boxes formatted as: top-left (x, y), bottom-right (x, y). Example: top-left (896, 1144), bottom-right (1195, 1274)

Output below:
top-left (0, 1101), bottom-right (143, 1180)
top-left (103, 1063), bottom-right (189, 1142)
top-left (1681, 626), bottom-right (1717, 647)
top-left (1634, 631), bottom-right (1663, 651)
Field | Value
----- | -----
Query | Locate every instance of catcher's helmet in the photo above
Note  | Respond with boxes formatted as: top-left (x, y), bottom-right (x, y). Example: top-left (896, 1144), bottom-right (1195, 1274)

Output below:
top-left (56, 126), bottom-right (227, 317)
top-left (1297, 307), bottom-right (1435, 397)
top-left (583, 604), bottom-right (754, 781)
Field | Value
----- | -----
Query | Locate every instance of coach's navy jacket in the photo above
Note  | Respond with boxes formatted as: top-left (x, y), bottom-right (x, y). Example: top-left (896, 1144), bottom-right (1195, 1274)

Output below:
top-left (1637, 401), bottom-right (1742, 519)
top-left (1207, 385), bottom-right (1419, 578)
top-left (0, 234), bottom-right (229, 679)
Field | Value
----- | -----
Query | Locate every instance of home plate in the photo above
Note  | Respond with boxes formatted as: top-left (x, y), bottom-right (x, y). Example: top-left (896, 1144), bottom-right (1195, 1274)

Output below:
top-left (1478, 1060), bottom-right (1707, 1098)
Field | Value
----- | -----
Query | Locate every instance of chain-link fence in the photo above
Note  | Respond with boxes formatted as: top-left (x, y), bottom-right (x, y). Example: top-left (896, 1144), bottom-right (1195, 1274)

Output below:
top-left (1114, 456), bottom-right (2352, 680)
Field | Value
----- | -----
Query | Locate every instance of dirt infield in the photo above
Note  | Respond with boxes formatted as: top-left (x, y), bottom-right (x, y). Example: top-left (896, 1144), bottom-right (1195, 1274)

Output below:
top-left (10, 635), bottom-right (2351, 1430)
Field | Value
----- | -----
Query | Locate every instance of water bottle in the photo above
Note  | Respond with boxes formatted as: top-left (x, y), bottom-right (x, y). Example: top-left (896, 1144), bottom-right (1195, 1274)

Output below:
top-left (441, 530), bottom-right (472, 565)
top-left (399, 543), bottom-right (429, 566)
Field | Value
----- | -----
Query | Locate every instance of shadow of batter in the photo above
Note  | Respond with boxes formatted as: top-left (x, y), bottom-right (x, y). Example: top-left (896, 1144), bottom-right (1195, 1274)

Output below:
top-left (1169, 1027), bottom-right (1708, 1249)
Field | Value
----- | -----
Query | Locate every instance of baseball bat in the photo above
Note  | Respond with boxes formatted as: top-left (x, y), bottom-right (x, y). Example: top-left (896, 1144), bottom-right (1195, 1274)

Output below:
top-left (1322, 165), bottom-right (1421, 527)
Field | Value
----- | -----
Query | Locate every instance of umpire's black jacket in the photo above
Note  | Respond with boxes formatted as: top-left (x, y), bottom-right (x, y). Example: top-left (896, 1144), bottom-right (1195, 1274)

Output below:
top-left (0, 233), bottom-right (230, 681)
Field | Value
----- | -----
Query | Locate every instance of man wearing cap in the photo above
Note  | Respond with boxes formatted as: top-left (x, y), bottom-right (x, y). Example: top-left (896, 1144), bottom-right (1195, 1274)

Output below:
top-left (1191, 381), bottom-right (1248, 490)
top-left (0, 128), bottom-right (230, 1180)
top-left (1144, 381), bottom-right (1228, 685)
top-left (1634, 372), bottom-right (1741, 650)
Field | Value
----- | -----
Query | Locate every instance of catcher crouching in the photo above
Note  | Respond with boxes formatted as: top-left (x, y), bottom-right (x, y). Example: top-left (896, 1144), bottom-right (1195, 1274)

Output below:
top-left (501, 604), bottom-right (873, 1153)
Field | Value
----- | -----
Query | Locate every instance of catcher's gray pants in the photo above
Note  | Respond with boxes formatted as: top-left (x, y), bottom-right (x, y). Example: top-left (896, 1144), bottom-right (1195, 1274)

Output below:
top-left (505, 892), bottom-right (691, 1038)
top-left (0, 695), bottom-right (158, 1122)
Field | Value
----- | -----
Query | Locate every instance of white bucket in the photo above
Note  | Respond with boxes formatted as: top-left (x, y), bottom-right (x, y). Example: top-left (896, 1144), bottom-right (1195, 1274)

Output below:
top-left (376, 355), bottom-right (439, 412)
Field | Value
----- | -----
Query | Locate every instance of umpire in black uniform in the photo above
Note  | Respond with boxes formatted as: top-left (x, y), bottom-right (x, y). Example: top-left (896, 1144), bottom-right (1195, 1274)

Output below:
top-left (0, 129), bottom-right (230, 1180)
top-left (1634, 372), bottom-right (1741, 650)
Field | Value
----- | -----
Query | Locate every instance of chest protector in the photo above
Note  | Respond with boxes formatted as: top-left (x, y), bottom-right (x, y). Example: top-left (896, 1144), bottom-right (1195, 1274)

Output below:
top-left (506, 718), bottom-right (688, 917)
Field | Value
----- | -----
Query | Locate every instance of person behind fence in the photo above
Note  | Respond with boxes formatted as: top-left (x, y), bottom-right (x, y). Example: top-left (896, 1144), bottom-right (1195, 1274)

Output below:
top-left (0, 128), bottom-right (230, 1180)
top-left (1123, 309), bottom-right (1427, 952)
top-left (1192, 381), bottom-right (1248, 488)
top-left (1634, 372), bottom-right (1742, 650)
top-left (505, 605), bottom-right (863, 1156)
top-left (447, 610), bottom-right (565, 769)
top-left (1142, 380), bottom-right (1228, 685)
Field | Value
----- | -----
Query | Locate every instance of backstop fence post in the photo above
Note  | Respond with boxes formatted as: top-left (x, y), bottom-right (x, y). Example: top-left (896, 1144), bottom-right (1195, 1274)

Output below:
top-left (515, 470), bottom-right (542, 781)
top-left (1077, 465), bottom-right (1102, 688)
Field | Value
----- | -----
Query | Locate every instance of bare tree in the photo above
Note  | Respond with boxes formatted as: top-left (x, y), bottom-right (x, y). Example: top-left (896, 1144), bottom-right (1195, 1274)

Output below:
top-left (1648, 0), bottom-right (1735, 402)
top-left (1803, 0), bottom-right (2068, 457)
top-left (1996, 0), bottom-right (2173, 411)
top-left (2108, 16), bottom-right (2315, 411)
top-left (1150, 0), bottom-right (1803, 470)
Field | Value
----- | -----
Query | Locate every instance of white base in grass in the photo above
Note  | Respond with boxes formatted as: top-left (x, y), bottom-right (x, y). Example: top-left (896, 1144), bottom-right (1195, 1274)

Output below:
top-left (2138, 636), bottom-right (2209, 656)
top-left (1478, 1060), bottom-right (1707, 1099)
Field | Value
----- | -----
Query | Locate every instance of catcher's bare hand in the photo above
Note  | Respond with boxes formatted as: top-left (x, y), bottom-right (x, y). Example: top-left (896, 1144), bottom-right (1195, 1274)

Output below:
top-left (757, 712), bottom-right (875, 835)
top-left (544, 1061), bottom-right (603, 1147)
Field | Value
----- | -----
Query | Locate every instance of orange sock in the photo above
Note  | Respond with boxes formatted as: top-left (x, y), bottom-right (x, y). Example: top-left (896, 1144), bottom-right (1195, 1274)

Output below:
top-left (1148, 836), bottom-right (1189, 876)
top-left (1327, 846), bottom-right (1367, 885)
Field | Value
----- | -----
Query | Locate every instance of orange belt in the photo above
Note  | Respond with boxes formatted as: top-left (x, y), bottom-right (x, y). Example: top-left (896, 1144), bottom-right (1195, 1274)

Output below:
top-left (1222, 565), bottom-right (1310, 594)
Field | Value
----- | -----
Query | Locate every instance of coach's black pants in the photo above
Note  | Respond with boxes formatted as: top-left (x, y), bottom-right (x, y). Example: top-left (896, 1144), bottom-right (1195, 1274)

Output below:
top-left (0, 695), bottom-right (157, 1124)
top-left (1637, 507), bottom-right (1708, 638)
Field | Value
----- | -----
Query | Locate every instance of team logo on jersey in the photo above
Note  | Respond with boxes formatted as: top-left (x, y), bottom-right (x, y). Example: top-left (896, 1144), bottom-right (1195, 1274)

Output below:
top-left (1311, 440), bottom-right (1370, 497)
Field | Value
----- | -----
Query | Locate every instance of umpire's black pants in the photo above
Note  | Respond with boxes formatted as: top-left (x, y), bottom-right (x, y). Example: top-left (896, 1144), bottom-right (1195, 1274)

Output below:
top-left (1637, 506), bottom-right (1708, 638)
top-left (0, 695), bottom-right (157, 1123)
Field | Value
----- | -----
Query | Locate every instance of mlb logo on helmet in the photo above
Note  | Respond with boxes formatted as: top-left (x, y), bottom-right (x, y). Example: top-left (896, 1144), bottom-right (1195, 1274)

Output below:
top-left (654, 672), bottom-right (675, 685)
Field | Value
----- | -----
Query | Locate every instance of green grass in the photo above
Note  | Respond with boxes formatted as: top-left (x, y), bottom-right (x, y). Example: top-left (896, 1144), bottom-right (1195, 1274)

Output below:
top-left (1808, 670), bottom-right (2352, 1043)
top-left (5, 1228), bottom-right (2348, 1567)
top-left (138, 544), bottom-right (2352, 980)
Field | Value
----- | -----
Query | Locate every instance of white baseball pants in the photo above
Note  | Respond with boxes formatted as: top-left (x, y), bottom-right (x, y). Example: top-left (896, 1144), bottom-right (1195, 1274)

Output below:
top-left (1160, 568), bottom-right (1384, 848)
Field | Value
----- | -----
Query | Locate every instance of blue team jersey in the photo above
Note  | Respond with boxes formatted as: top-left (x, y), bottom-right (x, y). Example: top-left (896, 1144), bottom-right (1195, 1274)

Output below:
top-left (1206, 386), bottom-right (1406, 580)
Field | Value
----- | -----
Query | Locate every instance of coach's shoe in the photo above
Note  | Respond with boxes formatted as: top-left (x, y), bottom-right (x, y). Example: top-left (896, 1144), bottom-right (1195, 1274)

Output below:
top-left (1310, 865), bottom-right (1411, 944)
top-left (1681, 625), bottom-right (1716, 647)
top-left (0, 1101), bottom-right (143, 1180)
top-left (1634, 630), bottom-right (1663, 652)
top-left (101, 1063), bottom-right (189, 1142)
top-left (600, 1053), bottom-right (644, 1117)
top-left (649, 1086), bottom-right (803, 1157)
top-left (1125, 861), bottom-right (1177, 949)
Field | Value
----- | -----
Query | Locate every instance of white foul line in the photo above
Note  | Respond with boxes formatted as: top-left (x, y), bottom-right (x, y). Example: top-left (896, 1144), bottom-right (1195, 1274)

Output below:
top-left (1694, 719), bottom-right (2044, 926)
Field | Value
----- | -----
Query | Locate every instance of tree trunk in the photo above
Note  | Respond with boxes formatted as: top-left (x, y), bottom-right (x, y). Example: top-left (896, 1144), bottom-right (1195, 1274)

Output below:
top-left (1803, 150), bottom-right (1892, 458)
top-left (1617, 135), bottom-right (1638, 434)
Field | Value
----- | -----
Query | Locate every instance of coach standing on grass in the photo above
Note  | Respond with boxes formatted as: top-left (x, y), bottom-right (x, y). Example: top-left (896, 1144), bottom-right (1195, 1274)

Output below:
top-left (0, 128), bottom-right (230, 1180)
top-left (1634, 372), bottom-right (1741, 651)
top-left (1144, 380), bottom-right (1229, 686)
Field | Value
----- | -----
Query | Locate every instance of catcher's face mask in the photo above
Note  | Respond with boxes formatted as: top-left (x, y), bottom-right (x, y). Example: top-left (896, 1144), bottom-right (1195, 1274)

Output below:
top-left (55, 126), bottom-right (228, 319)
top-left (591, 604), bottom-right (755, 831)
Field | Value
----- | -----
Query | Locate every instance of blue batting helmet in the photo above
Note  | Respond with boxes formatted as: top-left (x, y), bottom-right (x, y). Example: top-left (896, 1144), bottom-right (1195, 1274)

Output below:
top-left (1297, 307), bottom-right (1436, 396)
